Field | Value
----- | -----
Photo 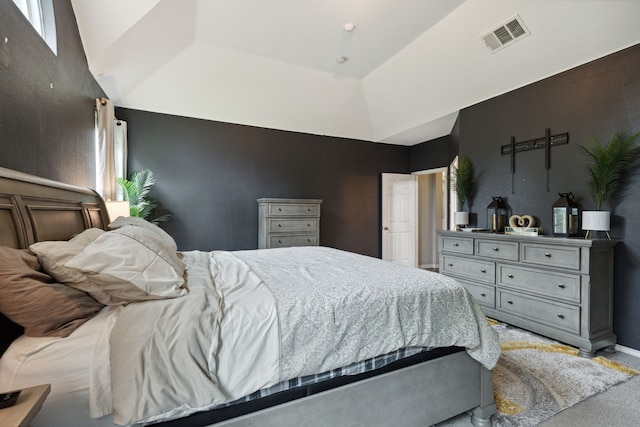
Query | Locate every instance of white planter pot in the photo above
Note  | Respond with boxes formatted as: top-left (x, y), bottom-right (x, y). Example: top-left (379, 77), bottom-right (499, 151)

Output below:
top-left (582, 210), bottom-right (611, 239)
top-left (454, 211), bottom-right (469, 227)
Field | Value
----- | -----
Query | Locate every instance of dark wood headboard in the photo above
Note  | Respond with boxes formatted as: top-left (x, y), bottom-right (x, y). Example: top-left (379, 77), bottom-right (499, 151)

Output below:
top-left (0, 166), bottom-right (109, 355)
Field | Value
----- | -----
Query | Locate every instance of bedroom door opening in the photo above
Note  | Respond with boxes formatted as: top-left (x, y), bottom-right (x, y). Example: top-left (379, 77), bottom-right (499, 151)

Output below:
top-left (381, 169), bottom-right (447, 270)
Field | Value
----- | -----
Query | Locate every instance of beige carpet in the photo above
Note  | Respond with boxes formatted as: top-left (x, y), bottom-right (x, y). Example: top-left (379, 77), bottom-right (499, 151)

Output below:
top-left (488, 320), bottom-right (639, 427)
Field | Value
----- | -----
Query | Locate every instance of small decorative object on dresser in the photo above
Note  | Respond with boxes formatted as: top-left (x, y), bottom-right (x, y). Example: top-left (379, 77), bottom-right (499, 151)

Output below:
top-left (505, 215), bottom-right (541, 236)
top-left (451, 155), bottom-right (475, 229)
top-left (486, 196), bottom-right (509, 232)
top-left (258, 198), bottom-right (322, 249)
top-left (552, 192), bottom-right (579, 237)
top-left (581, 131), bottom-right (640, 239)
top-left (438, 230), bottom-right (617, 358)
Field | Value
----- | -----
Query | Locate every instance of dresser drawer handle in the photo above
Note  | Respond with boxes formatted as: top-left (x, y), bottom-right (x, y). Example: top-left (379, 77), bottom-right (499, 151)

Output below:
top-left (507, 300), bottom-right (514, 305)
top-left (507, 274), bottom-right (514, 279)
top-left (278, 208), bottom-right (282, 211)
top-left (307, 223), bottom-right (311, 227)
top-left (480, 268), bottom-right (487, 273)
top-left (492, 247), bottom-right (499, 251)
top-left (558, 283), bottom-right (566, 289)
top-left (447, 263), bottom-right (453, 267)
top-left (453, 242), bottom-right (459, 247)
top-left (278, 224), bottom-right (282, 227)
top-left (278, 240), bottom-right (282, 243)
top-left (480, 292), bottom-right (486, 297)
top-left (307, 238), bottom-right (311, 242)
top-left (308, 208), bottom-right (311, 211)
top-left (545, 252), bottom-right (552, 257)
top-left (557, 314), bottom-right (565, 319)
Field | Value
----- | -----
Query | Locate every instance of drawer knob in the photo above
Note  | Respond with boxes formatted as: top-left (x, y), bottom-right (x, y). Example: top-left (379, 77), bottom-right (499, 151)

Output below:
top-left (307, 223), bottom-right (311, 227)
top-left (453, 242), bottom-right (459, 247)
top-left (480, 293), bottom-right (486, 297)
top-left (557, 314), bottom-right (565, 319)
top-left (447, 263), bottom-right (453, 267)
top-left (279, 208), bottom-right (282, 211)
top-left (480, 268), bottom-right (487, 273)
top-left (308, 208), bottom-right (311, 211)
top-left (558, 283), bottom-right (566, 289)
top-left (278, 240), bottom-right (282, 243)
top-left (507, 300), bottom-right (514, 304)
top-left (278, 224), bottom-right (282, 227)
top-left (492, 247), bottom-right (499, 251)
top-left (507, 274), bottom-right (514, 279)
top-left (545, 252), bottom-right (552, 257)
top-left (307, 239), bottom-right (311, 242)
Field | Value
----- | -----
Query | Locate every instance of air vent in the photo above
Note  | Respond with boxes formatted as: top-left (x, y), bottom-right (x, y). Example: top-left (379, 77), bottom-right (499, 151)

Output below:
top-left (482, 15), bottom-right (530, 53)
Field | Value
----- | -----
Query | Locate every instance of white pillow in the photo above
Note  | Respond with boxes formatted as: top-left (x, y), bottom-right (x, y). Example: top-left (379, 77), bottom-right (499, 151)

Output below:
top-left (69, 228), bottom-right (105, 246)
top-left (65, 226), bottom-right (187, 302)
top-left (108, 216), bottom-right (178, 252)
top-left (29, 240), bottom-right (120, 305)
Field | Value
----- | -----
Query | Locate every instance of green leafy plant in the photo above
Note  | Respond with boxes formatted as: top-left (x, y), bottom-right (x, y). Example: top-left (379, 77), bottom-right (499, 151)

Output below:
top-left (452, 155), bottom-right (475, 210)
top-left (582, 132), bottom-right (640, 210)
top-left (116, 169), bottom-right (172, 224)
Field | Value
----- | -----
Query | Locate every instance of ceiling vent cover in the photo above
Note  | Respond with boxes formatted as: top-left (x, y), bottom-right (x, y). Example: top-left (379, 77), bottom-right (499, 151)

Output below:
top-left (482, 15), bottom-right (530, 53)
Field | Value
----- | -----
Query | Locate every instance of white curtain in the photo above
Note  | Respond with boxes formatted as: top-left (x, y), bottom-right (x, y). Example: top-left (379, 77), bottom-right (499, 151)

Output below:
top-left (95, 98), bottom-right (127, 201)
top-left (114, 119), bottom-right (128, 200)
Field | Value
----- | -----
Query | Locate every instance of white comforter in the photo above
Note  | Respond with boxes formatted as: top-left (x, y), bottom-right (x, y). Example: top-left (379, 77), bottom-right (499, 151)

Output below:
top-left (93, 247), bottom-right (500, 425)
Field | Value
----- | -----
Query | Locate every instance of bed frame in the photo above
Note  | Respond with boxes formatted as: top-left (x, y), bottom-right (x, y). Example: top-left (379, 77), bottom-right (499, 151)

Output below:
top-left (0, 166), bottom-right (496, 427)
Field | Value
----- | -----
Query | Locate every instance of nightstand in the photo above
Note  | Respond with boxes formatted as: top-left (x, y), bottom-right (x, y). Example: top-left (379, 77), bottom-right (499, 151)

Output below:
top-left (1, 384), bottom-right (51, 427)
top-left (257, 198), bottom-right (322, 249)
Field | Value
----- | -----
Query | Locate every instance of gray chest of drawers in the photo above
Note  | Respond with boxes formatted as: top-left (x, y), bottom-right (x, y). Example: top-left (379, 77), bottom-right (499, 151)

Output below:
top-left (438, 230), bottom-right (617, 357)
top-left (258, 198), bottom-right (322, 249)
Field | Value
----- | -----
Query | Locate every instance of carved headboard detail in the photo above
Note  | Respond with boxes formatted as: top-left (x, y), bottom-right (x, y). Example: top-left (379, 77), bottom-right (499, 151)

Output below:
top-left (0, 166), bottom-right (109, 354)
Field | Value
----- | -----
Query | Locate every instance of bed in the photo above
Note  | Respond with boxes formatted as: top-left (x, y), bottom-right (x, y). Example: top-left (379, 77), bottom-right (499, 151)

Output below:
top-left (0, 166), bottom-right (499, 427)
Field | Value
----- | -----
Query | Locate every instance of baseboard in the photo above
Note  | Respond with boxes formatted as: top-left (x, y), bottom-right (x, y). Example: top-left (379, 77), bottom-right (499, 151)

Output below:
top-left (615, 344), bottom-right (640, 358)
top-left (419, 264), bottom-right (438, 270)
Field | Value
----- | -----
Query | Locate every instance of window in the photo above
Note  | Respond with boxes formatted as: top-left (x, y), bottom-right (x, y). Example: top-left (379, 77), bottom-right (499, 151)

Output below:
top-left (12, 0), bottom-right (57, 55)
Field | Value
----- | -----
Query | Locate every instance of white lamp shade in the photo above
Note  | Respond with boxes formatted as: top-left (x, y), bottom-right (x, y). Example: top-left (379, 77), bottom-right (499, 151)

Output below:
top-left (582, 211), bottom-right (610, 231)
top-left (105, 201), bottom-right (131, 221)
top-left (455, 211), bottom-right (469, 226)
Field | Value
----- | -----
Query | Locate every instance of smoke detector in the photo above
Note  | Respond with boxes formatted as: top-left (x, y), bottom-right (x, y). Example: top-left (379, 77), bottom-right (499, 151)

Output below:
top-left (482, 15), bottom-right (530, 53)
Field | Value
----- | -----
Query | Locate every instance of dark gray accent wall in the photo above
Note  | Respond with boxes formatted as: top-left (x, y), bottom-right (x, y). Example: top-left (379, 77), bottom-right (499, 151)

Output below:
top-left (410, 135), bottom-right (452, 172)
top-left (0, 0), bottom-right (104, 188)
top-left (116, 108), bottom-right (410, 257)
top-left (412, 43), bottom-right (640, 351)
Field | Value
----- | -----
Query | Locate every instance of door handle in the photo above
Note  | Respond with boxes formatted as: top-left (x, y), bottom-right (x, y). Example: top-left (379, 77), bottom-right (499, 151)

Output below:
top-left (383, 226), bottom-right (389, 230)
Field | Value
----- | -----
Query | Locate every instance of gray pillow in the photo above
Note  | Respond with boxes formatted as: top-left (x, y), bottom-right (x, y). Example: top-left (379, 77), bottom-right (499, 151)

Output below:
top-left (0, 246), bottom-right (103, 337)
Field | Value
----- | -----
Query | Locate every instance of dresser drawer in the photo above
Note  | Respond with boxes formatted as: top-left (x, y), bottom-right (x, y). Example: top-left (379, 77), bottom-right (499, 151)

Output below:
top-left (441, 236), bottom-right (474, 254)
top-left (476, 239), bottom-right (519, 261)
top-left (520, 243), bottom-right (581, 270)
top-left (498, 265), bottom-right (580, 303)
top-left (459, 280), bottom-right (495, 309)
top-left (498, 290), bottom-right (580, 334)
top-left (268, 203), bottom-right (319, 217)
top-left (268, 218), bottom-right (318, 233)
top-left (269, 234), bottom-right (317, 248)
top-left (442, 255), bottom-right (495, 284)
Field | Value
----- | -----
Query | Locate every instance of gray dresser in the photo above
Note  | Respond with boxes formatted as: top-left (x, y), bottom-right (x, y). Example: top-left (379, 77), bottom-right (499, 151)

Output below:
top-left (438, 230), bottom-right (617, 357)
top-left (258, 198), bottom-right (322, 249)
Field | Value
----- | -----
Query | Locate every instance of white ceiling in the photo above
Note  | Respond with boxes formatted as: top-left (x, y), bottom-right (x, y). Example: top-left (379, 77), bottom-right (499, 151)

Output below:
top-left (70, 0), bottom-right (640, 146)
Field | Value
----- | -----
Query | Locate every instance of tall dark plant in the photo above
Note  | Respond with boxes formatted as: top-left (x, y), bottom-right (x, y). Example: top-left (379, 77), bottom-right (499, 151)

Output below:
top-left (116, 169), bottom-right (172, 224)
top-left (452, 155), bottom-right (475, 210)
top-left (581, 132), bottom-right (640, 210)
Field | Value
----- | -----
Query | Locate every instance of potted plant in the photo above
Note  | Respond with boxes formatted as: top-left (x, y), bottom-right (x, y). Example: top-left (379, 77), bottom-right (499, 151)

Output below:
top-left (116, 169), bottom-right (172, 224)
top-left (581, 132), bottom-right (640, 238)
top-left (451, 155), bottom-right (475, 228)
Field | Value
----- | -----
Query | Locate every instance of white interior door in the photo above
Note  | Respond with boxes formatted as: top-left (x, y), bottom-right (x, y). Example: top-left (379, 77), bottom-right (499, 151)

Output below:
top-left (382, 173), bottom-right (417, 267)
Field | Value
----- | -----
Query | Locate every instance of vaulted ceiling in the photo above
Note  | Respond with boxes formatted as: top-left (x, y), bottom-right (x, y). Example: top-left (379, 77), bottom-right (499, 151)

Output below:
top-left (71, 0), bottom-right (640, 145)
